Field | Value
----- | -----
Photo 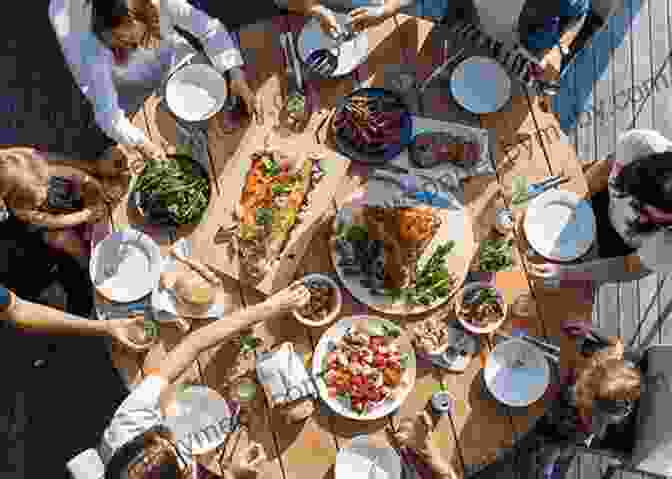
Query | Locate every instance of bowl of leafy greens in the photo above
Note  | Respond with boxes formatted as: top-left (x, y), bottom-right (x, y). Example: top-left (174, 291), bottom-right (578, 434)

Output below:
top-left (477, 238), bottom-right (515, 272)
top-left (132, 151), bottom-right (211, 226)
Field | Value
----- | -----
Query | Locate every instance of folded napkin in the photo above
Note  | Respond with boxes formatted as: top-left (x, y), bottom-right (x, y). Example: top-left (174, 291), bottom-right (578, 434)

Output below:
top-left (256, 342), bottom-right (317, 407)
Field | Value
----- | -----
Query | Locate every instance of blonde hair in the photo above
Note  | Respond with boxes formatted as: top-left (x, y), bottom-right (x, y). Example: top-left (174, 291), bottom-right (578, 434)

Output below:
top-left (90, 0), bottom-right (162, 49)
top-left (574, 337), bottom-right (641, 420)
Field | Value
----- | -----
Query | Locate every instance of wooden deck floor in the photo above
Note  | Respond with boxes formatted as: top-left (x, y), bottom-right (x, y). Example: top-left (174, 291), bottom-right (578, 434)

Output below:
top-left (556, 0), bottom-right (672, 478)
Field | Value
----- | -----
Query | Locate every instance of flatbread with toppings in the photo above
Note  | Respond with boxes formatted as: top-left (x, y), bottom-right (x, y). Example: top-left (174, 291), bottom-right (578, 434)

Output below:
top-left (236, 150), bottom-right (322, 278)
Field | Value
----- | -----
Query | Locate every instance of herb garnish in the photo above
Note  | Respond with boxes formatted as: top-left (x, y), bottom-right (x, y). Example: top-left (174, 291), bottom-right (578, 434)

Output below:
top-left (477, 287), bottom-right (499, 305)
top-left (344, 224), bottom-right (368, 242)
top-left (478, 238), bottom-right (514, 272)
top-left (239, 335), bottom-right (261, 354)
top-left (262, 157), bottom-right (280, 176)
top-left (286, 93), bottom-right (306, 114)
top-left (143, 319), bottom-right (160, 338)
top-left (256, 208), bottom-right (273, 225)
top-left (511, 176), bottom-right (529, 205)
top-left (392, 240), bottom-right (456, 305)
top-left (272, 183), bottom-right (292, 195)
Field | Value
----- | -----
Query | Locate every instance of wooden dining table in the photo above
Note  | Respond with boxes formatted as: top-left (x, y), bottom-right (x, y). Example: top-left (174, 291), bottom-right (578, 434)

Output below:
top-left (100, 12), bottom-right (595, 479)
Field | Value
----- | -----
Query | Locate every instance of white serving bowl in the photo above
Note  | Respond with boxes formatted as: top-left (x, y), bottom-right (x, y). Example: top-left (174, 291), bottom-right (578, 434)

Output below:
top-left (166, 64), bottom-right (227, 122)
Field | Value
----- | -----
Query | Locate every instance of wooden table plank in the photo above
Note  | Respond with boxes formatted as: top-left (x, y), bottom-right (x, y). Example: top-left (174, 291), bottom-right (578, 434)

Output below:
top-left (592, 21), bottom-right (616, 164)
top-left (651, 0), bottom-right (672, 140)
top-left (573, 45), bottom-right (597, 165)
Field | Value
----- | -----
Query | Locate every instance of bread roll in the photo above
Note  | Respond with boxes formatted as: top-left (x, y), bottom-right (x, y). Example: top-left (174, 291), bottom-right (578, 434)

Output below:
top-left (174, 273), bottom-right (216, 308)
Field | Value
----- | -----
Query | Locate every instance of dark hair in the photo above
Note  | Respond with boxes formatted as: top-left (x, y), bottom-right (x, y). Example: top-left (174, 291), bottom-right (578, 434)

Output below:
top-left (87, 0), bottom-right (161, 48)
top-left (105, 425), bottom-right (188, 479)
top-left (611, 152), bottom-right (672, 234)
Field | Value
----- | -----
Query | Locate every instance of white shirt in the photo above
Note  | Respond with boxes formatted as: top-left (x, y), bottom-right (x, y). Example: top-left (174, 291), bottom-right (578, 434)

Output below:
top-left (48, 0), bottom-right (243, 147)
top-left (99, 375), bottom-right (169, 465)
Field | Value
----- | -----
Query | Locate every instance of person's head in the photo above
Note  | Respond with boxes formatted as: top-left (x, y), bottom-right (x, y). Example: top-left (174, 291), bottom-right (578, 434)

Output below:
top-left (612, 152), bottom-right (672, 233)
top-left (87, 0), bottom-right (161, 51)
top-left (106, 425), bottom-right (190, 479)
top-left (575, 357), bottom-right (642, 422)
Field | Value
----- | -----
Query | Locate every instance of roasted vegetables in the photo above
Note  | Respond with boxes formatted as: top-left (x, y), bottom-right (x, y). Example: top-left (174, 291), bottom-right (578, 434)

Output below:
top-left (334, 94), bottom-right (406, 152)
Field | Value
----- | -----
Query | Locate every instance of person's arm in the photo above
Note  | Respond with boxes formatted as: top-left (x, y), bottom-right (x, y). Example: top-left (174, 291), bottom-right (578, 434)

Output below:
top-left (41, 151), bottom-right (100, 177)
top-left (584, 157), bottom-right (612, 197)
top-left (165, 0), bottom-right (244, 75)
top-left (1, 286), bottom-right (107, 335)
top-left (48, 5), bottom-right (149, 150)
top-left (157, 301), bottom-right (288, 383)
top-left (11, 205), bottom-right (105, 229)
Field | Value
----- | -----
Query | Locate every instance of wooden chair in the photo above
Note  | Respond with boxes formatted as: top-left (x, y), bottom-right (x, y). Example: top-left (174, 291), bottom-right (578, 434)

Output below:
top-left (572, 344), bottom-right (672, 479)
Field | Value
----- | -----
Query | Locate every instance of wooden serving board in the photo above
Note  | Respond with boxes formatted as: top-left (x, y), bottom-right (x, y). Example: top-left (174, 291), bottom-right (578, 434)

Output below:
top-left (329, 190), bottom-right (475, 315)
top-left (190, 128), bottom-right (351, 296)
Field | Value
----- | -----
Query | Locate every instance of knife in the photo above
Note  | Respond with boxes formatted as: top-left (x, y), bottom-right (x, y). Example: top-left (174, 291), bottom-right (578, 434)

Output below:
top-left (97, 300), bottom-right (148, 320)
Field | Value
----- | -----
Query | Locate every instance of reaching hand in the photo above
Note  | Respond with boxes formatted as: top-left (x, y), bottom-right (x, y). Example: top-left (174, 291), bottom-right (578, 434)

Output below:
top-left (310, 4), bottom-right (341, 39)
top-left (107, 316), bottom-right (157, 351)
top-left (228, 443), bottom-right (267, 479)
top-left (229, 68), bottom-right (262, 125)
top-left (527, 262), bottom-right (563, 280)
top-left (388, 412), bottom-right (457, 478)
top-left (348, 6), bottom-right (389, 32)
top-left (390, 411), bottom-right (438, 456)
top-left (265, 281), bottom-right (311, 313)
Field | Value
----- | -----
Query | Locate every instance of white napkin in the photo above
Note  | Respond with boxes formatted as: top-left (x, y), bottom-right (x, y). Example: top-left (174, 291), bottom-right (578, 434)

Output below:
top-left (256, 343), bottom-right (317, 407)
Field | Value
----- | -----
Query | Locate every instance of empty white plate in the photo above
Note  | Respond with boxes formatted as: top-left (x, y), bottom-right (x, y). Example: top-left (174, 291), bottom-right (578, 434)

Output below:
top-left (450, 56), bottom-right (512, 113)
top-left (484, 338), bottom-right (550, 407)
top-left (163, 385), bottom-right (238, 456)
top-left (298, 13), bottom-right (369, 77)
top-left (90, 229), bottom-right (162, 303)
top-left (336, 435), bottom-right (402, 479)
top-left (166, 63), bottom-right (227, 122)
top-left (524, 189), bottom-right (596, 262)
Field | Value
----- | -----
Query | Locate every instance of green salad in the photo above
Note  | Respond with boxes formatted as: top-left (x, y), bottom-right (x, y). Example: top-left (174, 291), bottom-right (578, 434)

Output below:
top-left (134, 148), bottom-right (210, 225)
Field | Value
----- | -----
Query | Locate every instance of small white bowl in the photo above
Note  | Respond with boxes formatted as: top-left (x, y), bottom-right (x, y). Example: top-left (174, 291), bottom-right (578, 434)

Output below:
top-left (293, 274), bottom-right (342, 327)
top-left (166, 64), bottom-right (227, 122)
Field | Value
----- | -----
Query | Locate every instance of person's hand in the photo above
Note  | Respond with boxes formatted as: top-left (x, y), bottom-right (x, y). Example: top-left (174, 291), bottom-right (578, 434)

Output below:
top-left (227, 443), bottom-right (267, 479)
top-left (389, 412), bottom-right (457, 478)
top-left (263, 281), bottom-right (311, 313)
top-left (348, 5), bottom-right (391, 32)
top-left (135, 140), bottom-right (166, 167)
top-left (229, 68), bottom-right (262, 125)
top-left (85, 203), bottom-right (108, 223)
top-left (389, 411), bottom-right (438, 456)
top-left (107, 316), bottom-right (157, 351)
top-left (527, 262), bottom-right (564, 281)
top-left (310, 4), bottom-right (341, 39)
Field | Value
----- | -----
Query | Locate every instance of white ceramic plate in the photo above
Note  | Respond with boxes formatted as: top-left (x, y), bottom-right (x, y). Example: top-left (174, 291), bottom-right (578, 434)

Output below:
top-left (163, 385), bottom-right (238, 455)
top-left (90, 229), bottom-right (162, 303)
top-left (484, 338), bottom-right (550, 407)
top-left (330, 190), bottom-right (472, 315)
top-left (524, 189), bottom-right (596, 262)
top-left (313, 316), bottom-right (416, 421)
top-left (298, 13), bottom-right (369, 77)
top-left (450, 57), bottom-right (512, 113)
top-left (166, 63), bottom-right (227, 122)
top-left (336, 435), bottom-right (402, 479)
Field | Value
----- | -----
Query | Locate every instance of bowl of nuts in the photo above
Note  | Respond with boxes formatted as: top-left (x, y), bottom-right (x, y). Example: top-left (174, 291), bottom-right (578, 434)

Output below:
top-left (293, 274), bottom-right (342, 327)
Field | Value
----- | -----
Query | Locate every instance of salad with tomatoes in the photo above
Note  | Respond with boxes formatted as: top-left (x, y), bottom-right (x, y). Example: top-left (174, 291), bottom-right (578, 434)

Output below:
top-left (322, 322), bottom-right (410, 414)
